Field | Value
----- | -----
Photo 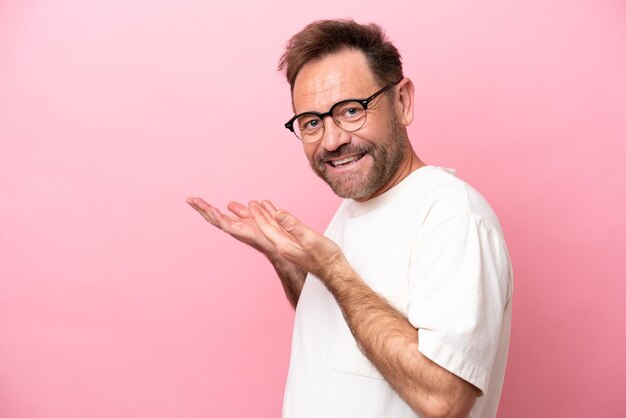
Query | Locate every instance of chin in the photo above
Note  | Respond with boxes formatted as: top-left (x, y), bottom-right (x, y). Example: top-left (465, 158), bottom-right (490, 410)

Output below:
top-left (323, 172), bottom-right (381, 200)
top-left (330, 185), bottom-right (372, 200)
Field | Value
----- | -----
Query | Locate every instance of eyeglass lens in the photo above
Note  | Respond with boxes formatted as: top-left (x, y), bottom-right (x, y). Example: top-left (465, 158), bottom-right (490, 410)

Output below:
top-left (294, 101), bottom-right (367, 143)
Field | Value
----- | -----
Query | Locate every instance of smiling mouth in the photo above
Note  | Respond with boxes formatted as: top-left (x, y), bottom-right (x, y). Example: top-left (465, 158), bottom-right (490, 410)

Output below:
top-left (328, 153), bottom-right (365, 167)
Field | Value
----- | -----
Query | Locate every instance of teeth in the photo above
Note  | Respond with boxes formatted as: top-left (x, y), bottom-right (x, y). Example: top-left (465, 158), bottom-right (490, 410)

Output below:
top-left (331, 155), bottom-right (358, 167)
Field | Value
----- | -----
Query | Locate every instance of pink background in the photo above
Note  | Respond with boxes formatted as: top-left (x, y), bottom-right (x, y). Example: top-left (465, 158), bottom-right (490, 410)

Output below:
top-left (1, 1), bottom-right (625, 417)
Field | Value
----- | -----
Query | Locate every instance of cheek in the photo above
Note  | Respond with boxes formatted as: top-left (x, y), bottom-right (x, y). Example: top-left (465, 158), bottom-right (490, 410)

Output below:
top-left (361, 114), bottom-right (387, 135)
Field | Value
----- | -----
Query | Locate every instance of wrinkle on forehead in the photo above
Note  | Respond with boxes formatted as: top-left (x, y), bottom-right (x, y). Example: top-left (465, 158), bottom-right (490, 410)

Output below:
top-left (292, 50), bottom-right (376, 114)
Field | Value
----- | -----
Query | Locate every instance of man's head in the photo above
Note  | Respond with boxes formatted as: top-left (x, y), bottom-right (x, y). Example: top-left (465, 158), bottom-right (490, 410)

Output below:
top-left (279, 20), bottom-right (418, 201)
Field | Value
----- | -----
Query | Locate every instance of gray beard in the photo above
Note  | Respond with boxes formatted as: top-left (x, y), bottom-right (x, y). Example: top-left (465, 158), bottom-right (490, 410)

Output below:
top-left (310, 116), bottom-right (408, 200)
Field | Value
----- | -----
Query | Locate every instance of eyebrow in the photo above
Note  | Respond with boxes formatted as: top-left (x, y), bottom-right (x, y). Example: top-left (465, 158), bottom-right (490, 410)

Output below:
top-left (294, 90), bottom-right (372, 116)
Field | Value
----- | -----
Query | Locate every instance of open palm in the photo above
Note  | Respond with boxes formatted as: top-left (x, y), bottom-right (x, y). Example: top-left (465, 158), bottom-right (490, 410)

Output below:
top-left (187, 197), bottom-right (276, 256)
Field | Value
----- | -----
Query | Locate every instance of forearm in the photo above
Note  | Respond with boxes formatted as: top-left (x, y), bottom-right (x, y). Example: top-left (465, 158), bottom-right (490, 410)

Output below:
top-left (324, 260), bottom-right (477, 418)
top-left (244, 204), bottom-right (476, 414)
top-left (268, 255), bottom-right (307, 309)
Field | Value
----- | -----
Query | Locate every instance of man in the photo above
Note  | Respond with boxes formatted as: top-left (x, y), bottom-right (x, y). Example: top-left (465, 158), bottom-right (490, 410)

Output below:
top-left (187, 19), bottom-right (512, 418)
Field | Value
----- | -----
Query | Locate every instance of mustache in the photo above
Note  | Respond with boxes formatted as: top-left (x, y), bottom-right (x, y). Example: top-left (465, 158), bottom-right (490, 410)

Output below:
top-left (316, 143), bottom-right (374, 164)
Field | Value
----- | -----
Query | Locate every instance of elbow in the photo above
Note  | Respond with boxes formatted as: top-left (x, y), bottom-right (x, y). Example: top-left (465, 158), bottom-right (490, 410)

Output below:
top-left (415, 393), bottom-right (477, 418)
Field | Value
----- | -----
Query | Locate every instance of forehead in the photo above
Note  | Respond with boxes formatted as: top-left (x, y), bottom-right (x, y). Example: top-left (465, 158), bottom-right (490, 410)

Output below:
top-left (292, 49), bottom-right (378, 114)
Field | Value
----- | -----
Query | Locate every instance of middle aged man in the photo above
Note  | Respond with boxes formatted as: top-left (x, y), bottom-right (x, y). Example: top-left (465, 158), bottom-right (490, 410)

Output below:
top-left (188, 19), bottom-right (513, 418)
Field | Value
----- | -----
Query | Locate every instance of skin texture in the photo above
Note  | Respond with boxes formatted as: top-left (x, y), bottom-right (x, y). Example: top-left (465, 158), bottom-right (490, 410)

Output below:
top-left (188, 49), bottom-right (479, 417)
top-left (294, 49), bottom-right (420, 201)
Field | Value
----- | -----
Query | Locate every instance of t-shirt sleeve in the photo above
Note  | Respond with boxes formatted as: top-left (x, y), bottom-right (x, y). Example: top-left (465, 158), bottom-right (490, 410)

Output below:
top-left (407, 212), bottom-right (511, 393)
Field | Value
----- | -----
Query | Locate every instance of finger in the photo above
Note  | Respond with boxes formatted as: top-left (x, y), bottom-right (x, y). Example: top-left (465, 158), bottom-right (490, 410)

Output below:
top-left (227, 201), bottom-right (250, 218)
top-left (210, 206), bottom-right (239, 233)
top-left (261, 200), bottom-right (278, 217)
top-left (274, 209), bottom-right (312, 242)
top-left (250, 200), bottom-right (279, 227)
top-left (186, 197), bottom-right (213, 215)
top-left (250, 205), bottom-right (299, 249)
top-left (187, 198), bottom-right (239, 233)
top-left (186, 197), bottom-right (218, 225)
top-left (186, 196), bottom-right (211, 208)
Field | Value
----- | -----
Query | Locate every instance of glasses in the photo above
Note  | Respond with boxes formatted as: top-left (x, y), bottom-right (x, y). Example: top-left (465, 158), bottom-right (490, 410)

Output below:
top-left (284, 81), bottom-right (400, 143)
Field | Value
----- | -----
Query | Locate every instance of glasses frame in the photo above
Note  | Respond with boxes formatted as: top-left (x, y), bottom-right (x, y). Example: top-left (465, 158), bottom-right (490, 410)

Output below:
top-left (284, 80), bottom-right (401, 142)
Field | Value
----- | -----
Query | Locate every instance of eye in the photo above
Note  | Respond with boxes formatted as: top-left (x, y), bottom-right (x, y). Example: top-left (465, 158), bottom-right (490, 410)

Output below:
top-left (335, 102), bottom-right (364, 120)
top-left (343, 107), bottom-right (359, 117)
top-left (297, 115), bottom-right (322, 132)
top-left (305, 119), bottom-right (320, 129)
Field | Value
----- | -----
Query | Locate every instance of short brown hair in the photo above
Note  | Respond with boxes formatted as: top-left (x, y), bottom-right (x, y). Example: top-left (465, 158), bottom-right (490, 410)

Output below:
top-left (278, 19), bottom-right (403, 92)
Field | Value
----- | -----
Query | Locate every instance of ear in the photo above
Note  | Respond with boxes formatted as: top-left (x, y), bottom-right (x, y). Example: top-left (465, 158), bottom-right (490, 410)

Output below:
top-left (395, 78), bottom-right (415, 126)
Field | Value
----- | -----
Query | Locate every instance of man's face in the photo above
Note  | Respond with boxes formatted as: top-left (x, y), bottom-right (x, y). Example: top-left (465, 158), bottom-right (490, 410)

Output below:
top-left (292, 49), bottom-right (408, 201)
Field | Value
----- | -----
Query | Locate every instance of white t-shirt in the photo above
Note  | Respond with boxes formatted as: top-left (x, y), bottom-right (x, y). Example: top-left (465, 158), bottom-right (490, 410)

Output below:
top-left (282, 166), bottom-right (513, 418)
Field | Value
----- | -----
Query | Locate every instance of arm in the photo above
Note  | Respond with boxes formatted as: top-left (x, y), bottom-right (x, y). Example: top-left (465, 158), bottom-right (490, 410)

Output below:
top-left (186, 197), bottom-right (306, 308)
top-left (267, 252), bottom-right (306, 308)
top-left (327, 262), bottom-right (479, 418)
top-left (250, 204), bottom-right (479, 418)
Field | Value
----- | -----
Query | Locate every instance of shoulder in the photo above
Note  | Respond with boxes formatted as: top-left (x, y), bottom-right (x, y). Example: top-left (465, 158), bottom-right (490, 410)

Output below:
top-left (406, 166), bottom-right (504, 238)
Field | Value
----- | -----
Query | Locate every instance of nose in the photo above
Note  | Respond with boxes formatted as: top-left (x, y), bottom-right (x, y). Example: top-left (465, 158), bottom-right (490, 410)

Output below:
top-left (320, 116), bottom-right (351, 152)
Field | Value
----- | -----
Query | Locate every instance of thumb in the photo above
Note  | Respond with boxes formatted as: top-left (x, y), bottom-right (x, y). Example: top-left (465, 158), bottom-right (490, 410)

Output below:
top-left (275, 210), bottom-right (306, 238)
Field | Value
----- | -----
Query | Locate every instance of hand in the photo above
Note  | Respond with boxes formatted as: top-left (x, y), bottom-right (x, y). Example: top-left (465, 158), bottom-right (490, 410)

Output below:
top-left (249, 202), bottom-right (345, 280)
top-left (187, 197), bottom-right (308, 307)
top-left (186, 197), bottom-right (278, 257)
